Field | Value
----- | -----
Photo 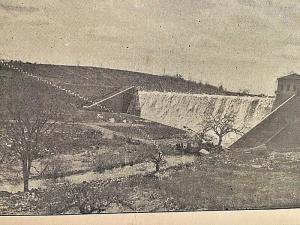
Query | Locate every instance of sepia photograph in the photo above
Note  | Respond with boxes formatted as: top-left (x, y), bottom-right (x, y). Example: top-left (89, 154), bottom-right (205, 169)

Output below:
top-left (0, 0), bottom-right (299, 217)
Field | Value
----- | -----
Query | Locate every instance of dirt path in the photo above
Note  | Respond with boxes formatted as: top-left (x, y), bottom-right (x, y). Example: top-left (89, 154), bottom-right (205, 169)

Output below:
top-left (0, 155), bottom-right (195, 193)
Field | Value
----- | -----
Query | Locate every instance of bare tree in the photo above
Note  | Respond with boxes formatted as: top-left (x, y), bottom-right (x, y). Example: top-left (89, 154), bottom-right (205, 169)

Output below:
top-left (183, 125), bottom-right (212, 147)
top-left (204, 114), bottom-right (244, 147)
top-left (0, 77), bottom-right (64, 192)
top-left (151, 151), bottom-right (164, 173)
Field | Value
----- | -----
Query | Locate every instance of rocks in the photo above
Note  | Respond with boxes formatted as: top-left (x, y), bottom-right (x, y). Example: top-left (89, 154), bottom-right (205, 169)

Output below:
top-left (0, 191), bottom-right (11, 197)
top-left (97, 114), bottom-right (104, 119)
top-left (126, 138), bottom-right (141, 145)
top-left (199, 149), bottom-right (210, 155)
top-left (102, 132), bottom-right (115, 140)
top-left (0, 189), bottom-right (44, 215)
top-left (252, 165), bottom-right (262, 169)
top-left (109, 118), bottom-right (115, 123)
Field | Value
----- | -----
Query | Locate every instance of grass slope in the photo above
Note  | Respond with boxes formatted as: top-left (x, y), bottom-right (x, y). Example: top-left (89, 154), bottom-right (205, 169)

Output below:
top-left (3, 60), bottom-right (246, 101)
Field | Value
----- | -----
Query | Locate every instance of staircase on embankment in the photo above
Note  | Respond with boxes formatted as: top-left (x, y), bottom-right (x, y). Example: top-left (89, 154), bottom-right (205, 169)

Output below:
top-left (83, 86), bottom-right (140, 115)
top-left (0, 60), bottom-right (93, 104)
top-left (0, 60), bottom-right (140, 114)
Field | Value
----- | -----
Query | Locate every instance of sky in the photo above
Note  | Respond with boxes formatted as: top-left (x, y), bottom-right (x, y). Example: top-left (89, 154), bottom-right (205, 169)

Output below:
top-left (0, 0), bottom-right (300, 95)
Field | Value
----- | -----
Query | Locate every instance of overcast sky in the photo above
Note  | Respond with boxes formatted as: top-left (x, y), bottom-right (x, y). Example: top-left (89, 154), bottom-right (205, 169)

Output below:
top-left (1, 0), bottom-right (300, 95)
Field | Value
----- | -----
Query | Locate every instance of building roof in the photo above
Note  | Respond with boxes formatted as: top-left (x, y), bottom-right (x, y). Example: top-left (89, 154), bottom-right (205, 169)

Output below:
top-left (278, 73), bottom-right (300, 80)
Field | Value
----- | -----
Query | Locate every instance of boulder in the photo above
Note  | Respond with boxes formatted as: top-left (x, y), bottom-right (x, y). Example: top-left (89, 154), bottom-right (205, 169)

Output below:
top-left (109, 118), bottom-right (115, 123)
top-left (199, 149), bottom-right (210, 155)
top-left (0, 191), bottom-right (11, 197)
top-left (102, 132), bottom-right (115, 140)
top-left (97, 114), bottom-right (104, 119)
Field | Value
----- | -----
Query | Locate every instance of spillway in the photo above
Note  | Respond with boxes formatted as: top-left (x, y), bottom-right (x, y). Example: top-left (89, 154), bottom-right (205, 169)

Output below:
top-left (139, 91), bottom-right (275, 146)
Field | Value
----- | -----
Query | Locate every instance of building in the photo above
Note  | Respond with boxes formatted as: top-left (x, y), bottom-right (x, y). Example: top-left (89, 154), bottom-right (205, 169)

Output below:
top-left (273, 73), bottom-right (300, 109)
top-left (230, 73), bottom-right (300, 151)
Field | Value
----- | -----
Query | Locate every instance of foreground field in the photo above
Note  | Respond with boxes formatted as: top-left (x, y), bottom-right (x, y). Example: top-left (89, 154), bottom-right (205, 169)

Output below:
top-left (0, 142), bottom-right (299, 214)
top-left (0, 115), bottom-right (187, 188)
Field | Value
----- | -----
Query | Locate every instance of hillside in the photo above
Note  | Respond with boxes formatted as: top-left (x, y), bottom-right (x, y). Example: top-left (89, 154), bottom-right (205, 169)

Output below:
top-left (1, 60), bottom-right (241, 101)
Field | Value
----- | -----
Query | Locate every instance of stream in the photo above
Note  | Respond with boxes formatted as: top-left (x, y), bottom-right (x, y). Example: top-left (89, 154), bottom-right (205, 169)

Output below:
top-left (0, 155), bottom-right (195, 193)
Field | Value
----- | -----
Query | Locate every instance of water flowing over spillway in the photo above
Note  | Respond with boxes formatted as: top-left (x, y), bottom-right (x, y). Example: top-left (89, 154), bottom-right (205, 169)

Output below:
top-left (139, 91), bottom-right (275, 146)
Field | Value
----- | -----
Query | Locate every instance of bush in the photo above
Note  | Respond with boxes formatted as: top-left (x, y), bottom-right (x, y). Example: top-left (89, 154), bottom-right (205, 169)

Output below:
top-left (41, 180), bottom-right (131, 214)
top-left (93, 144), bottom-right (156, 172)
top-left (40, 156), bottom-right (69, 181)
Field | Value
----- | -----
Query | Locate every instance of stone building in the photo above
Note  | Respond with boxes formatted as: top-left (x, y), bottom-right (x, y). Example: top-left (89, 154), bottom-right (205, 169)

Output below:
top-left (273, 73), bottom-right (300, 109)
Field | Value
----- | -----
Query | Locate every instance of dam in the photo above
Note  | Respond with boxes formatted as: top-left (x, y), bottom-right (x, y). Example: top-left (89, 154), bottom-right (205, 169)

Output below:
top-left (1, 60), bottom-right (285, 148)
top-left (138, 91), bottom-right (274, 146)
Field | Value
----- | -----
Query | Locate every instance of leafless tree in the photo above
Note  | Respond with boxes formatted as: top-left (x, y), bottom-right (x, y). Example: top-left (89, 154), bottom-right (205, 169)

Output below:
top-left (0, 77), bottom-right (64, 192)
top-left (183, 125), bottom-right (212, 147)
top-left (151, 151), bottom-right (164, 173)
top-left (204, 114), bottom-right (244, 147)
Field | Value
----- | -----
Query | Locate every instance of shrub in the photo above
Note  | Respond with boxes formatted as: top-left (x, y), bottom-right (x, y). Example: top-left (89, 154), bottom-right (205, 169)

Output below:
top-left (42, 181), bottom-right (77, 214)
top-left (93, 144), bottom-right (156, 172)
top-left (40, 156), bottom-right (69, 181)
top-left (41, 180), bottom-right (132, 214)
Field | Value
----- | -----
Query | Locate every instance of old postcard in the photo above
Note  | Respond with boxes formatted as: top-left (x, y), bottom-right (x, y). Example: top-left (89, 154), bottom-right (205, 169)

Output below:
top-left (0, 0), bottom-right (299, 218)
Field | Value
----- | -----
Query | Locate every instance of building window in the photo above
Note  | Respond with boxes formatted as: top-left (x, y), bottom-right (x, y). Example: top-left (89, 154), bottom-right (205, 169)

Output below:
top-left (287, 84), bottom-right (290, 91)
top-left (293, 85), bottom-right (296, 91)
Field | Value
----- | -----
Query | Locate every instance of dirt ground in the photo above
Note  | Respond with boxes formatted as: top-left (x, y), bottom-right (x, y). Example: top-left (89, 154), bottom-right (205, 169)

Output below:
top-left (0, 144), bottom-right (299, 215)
top-left (0, 113), bottom-right (299, 215)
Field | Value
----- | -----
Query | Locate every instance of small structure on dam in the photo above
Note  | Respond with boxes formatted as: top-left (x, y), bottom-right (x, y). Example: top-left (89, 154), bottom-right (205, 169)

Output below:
top-left (83, 86), bottom-right (141, 116)
top-left (230, 73), bottom-right (300, 150)
top-left (272, 73), bottom-right (300, 109)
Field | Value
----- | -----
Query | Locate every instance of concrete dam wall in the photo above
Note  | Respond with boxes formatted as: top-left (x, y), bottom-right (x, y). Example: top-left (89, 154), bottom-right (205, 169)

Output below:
top-left (138, 91), bottom-right (274, 146)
